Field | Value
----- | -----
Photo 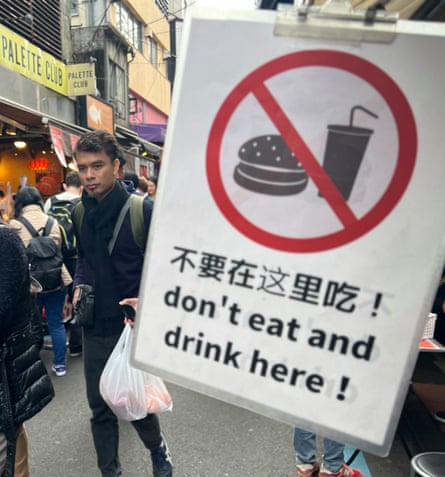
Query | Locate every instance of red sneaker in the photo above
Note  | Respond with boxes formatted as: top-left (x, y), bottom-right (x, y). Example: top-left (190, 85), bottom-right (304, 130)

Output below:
top-left (319, 464), bottom-right (363, 477)
top-left (296, 462), bottom-right (320, 477)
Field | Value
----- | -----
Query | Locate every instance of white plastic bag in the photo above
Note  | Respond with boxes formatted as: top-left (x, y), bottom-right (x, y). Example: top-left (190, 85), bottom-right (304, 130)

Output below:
top-left (99, 324), bottom-right (172, 421)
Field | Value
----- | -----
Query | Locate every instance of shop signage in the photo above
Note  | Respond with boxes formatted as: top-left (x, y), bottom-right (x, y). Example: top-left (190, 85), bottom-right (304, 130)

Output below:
top-left (49, 125), bottom-right (67, 167)
top-left (78, 95), bottom-right (114, 134)
top-left (85, 95), bottom-right (114, 134)
top-left (0, 23), bottom-right (67, 96)
top-left (132, 8), bottom-right (445, 455)
top-left (66, 63), bottom-right (97, 97)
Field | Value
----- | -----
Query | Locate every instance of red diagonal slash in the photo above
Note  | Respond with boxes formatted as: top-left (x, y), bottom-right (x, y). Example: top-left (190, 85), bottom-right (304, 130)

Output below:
top-left (253, 82), bottom-right (358, 228)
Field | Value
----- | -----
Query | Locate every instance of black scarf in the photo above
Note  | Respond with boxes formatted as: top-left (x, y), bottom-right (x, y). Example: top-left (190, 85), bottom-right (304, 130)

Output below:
top-left (82, 181), bottom-right (129, 323)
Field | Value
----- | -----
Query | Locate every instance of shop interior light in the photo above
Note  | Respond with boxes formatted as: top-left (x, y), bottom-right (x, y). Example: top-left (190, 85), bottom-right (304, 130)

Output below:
top-left (14, 140), bottom-right (27, 149)
top-left (68, 161), bottom-right (78, 171)
top-left (4, 125), bottom-right (17, 136)
top-left (28, 157), bottom-right (49, 171)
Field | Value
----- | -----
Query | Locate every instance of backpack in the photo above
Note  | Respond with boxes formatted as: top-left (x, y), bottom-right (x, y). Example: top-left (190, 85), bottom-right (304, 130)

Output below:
top-left (73, 194), bottom-right (146, 255)
top-left (18, 216), bottom-right (64, 293)
top-left (47, 196), bottom-right (81, 259)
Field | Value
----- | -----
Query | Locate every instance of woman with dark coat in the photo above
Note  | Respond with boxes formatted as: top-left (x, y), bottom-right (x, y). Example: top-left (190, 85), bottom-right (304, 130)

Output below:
top-left (0, 224), bottom-right (54, 477)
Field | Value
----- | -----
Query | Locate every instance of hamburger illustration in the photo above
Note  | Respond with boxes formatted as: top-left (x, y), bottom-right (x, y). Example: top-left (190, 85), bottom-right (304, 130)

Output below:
top-left (234, 135), bottom-right (308, 196)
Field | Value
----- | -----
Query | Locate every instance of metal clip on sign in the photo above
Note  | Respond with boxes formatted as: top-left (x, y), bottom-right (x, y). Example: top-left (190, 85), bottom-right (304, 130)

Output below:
top-left (274, 0), bottom-right (399, 43)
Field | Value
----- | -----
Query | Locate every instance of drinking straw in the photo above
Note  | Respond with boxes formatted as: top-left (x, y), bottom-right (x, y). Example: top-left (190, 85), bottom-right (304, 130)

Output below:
top-left (349, 105), bottom-right (378, 127)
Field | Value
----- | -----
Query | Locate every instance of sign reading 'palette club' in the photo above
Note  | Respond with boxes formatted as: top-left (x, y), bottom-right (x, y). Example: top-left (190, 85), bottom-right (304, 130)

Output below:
top-left (133, 7), bottom-right (445, 456)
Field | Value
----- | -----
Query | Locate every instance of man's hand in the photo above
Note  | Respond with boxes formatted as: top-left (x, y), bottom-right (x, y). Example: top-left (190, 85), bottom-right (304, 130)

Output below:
top-left (72, 286), bottom-right (80, 308)
top-left (119, 298), bottom-right (139, 310)
top-left (119, 298), bottom-right (138, 327)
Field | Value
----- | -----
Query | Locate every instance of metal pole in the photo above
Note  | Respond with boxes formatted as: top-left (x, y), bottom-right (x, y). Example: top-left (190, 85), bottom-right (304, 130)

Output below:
top-left (168, 15), bottom-right (177, 93)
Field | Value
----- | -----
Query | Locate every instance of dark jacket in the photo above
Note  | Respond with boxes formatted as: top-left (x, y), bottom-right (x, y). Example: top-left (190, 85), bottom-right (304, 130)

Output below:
top-left (0, 225), bottom-right (55, 476)
top-left (73, 187), bottom-right (152, 336)
top-left (432, 281), bottom-right (445, 345)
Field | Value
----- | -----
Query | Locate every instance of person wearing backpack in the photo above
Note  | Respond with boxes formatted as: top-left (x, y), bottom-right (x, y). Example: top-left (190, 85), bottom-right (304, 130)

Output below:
top-left (10, 186), bottom-right (72, 377)
top-left (44, 172), bottom-right (83, 358)
top-left (72, 130), bottom-right (172, 477)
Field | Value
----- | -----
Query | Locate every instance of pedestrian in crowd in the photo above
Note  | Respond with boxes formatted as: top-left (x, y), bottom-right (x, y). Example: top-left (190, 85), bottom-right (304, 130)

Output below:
top-left (72, 130), bottom-right (173, 477)
top-left (0, 189), bottom-right (6, 221)
top-left (0, 183), bottom-right (12, 222)
top-left (146, 176), bottom-right (157, 203)
top-left (0, 224), bottom-right (54, 477)
top-left (137, 176), bottom-right (149, 199)
top-left (43, 171), bottom-right (82, 214)
top-left (431, 265), bottom-right (445, 424)
top-left (44, 172), bottom-right (83, 358)
top-left (431, 265), bottom-right (445, 346)
top-left (294, 428), bottom-right (362, 477)
top-left (10, 186), bottom-right (72, 377)
top-left (123, 171), bottom-right (145, 196)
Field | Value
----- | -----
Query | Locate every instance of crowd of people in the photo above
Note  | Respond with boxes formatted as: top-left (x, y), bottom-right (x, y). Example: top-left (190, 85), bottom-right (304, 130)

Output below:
top-left (0, 130), bottom-right (169, 477)
top-left (2, 129), bottom-right (444, 477)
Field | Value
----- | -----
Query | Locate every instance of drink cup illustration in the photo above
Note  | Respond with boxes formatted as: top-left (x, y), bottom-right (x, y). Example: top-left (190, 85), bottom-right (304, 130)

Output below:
top-left (320, 105), bottom-right (378, 201)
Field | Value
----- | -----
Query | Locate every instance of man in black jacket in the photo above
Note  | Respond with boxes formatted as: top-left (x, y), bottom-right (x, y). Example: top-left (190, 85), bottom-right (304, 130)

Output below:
top-left (72, 130), bottom-right (172, 477)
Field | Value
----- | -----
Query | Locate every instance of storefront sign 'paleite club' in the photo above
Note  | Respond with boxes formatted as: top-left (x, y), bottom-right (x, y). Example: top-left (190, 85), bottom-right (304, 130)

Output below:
top-left (132, 8), bottom-right (445, 456)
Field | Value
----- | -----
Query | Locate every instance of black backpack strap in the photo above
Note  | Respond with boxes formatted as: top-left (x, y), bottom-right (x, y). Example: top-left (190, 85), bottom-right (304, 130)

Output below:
top-left (43, 217), bottom-right (55, 236)
top-left (17, 216), bottom-right (39, 237)
top-left (108, 197), bottom-right (131, 255)
top-left (73, 201), bottom-right (84, 234)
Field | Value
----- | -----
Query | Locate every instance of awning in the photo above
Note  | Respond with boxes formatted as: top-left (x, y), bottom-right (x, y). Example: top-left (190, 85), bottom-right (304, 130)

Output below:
top-left (116, 124), bottom-right (162, 158)
top-left (130, 123), bottom-right (166, 145)
top-left (0, 97), bottom-right (87, 167)
top-left (0, 98), bottom-right (162, 167)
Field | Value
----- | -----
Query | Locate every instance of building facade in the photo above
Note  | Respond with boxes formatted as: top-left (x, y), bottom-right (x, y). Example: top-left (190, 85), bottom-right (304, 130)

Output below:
top-left (0, 0), bottom-right (85, 198)
top-left (71, 0), bottom-right (171, 175)
top-left (0, 0), bottom-right (171, 199)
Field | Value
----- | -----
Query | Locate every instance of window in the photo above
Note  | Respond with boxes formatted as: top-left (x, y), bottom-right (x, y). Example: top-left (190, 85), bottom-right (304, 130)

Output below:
top-left (129, 95), bottom-right (138, 115)
top-left (116, 3), bottom-right (143, 53)
top-left (149, 37), bottom-right (158, 66)
top-left (109, 61), bottom-right (126, 120)
top-left (71, 0), bottom-right (79, 16)
top-left (0, 0), bottom-right (63, 59)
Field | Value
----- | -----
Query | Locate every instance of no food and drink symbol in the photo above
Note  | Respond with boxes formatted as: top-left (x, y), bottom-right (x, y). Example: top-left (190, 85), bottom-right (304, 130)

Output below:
top-left (206, 50), bottom-right (417, 252)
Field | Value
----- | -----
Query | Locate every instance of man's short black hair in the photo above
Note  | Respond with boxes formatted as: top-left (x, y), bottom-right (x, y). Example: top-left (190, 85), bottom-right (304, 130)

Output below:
top-left (64, 171), bottom-right (81, 188)
top-left (74, 130), bottom-right (122, 164)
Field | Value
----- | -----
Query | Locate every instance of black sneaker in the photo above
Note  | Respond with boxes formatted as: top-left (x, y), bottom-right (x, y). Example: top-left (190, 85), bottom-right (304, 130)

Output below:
top-left (151, 434), bottom-right (173, 477)
top-left (433, 410), bottom-right (445, 424)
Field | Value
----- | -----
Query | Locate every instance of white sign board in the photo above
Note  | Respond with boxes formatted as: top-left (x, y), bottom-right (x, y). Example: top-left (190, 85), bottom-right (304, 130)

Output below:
top-left (133, 8), bottom-right (445, 455)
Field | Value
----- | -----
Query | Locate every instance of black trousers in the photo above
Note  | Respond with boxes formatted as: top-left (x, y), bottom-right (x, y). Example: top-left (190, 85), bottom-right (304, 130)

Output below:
top-left (83, 330), bottom-right (161, 477)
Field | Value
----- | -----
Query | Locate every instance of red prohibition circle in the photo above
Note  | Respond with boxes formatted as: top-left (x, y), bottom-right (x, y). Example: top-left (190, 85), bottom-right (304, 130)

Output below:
top-left (206, 50), bottom-right (417, 253)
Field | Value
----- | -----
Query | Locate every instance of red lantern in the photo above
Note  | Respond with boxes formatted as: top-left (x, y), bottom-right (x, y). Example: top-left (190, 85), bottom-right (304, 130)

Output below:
top-left (28, 158), bottom-right (49, 171)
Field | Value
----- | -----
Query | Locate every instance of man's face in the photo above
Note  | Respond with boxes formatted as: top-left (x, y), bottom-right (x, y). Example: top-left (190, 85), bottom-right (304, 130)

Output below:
top-left (76, 150), bottom-right (120, 202)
